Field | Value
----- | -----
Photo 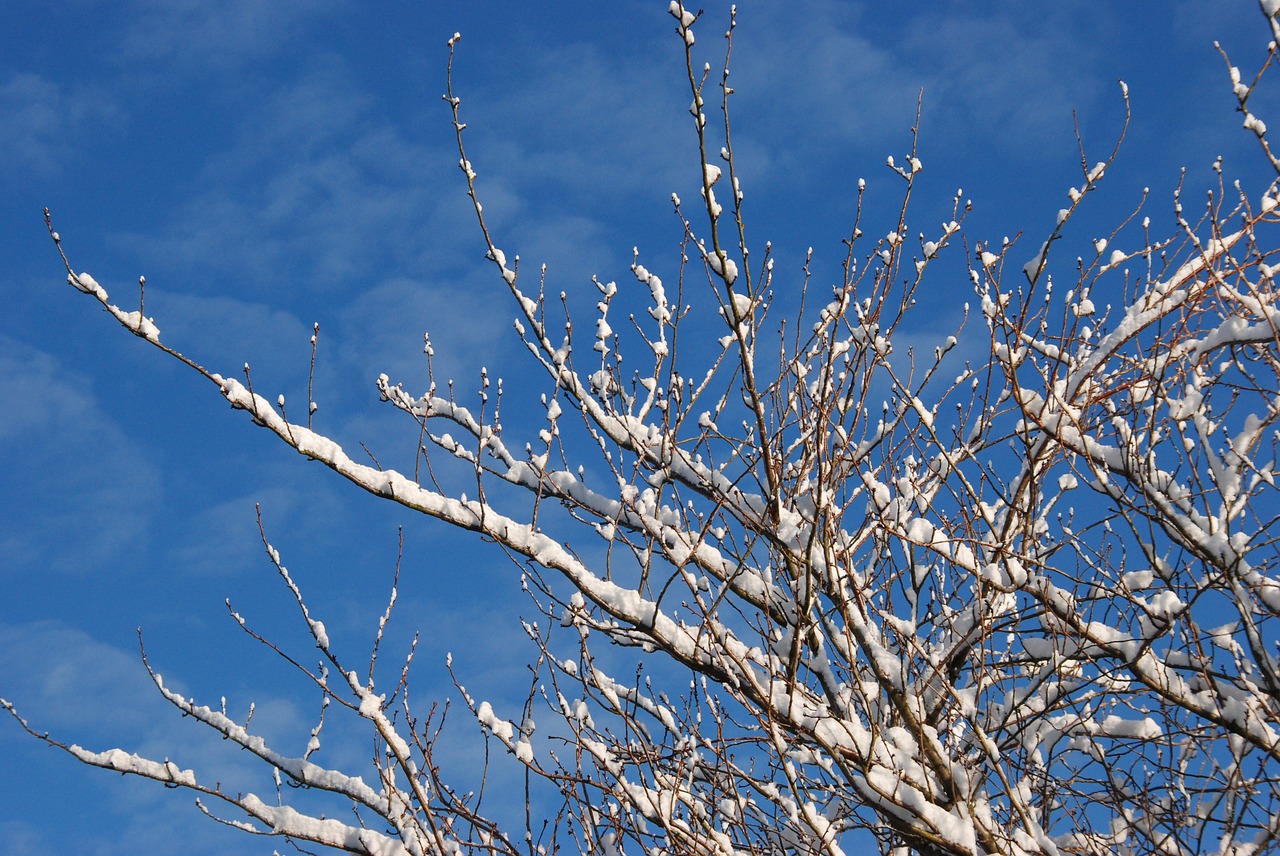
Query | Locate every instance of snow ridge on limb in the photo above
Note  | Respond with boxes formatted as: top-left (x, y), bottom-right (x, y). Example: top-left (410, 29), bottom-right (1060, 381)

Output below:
top-left (1, 696), bottom-right (414, 856)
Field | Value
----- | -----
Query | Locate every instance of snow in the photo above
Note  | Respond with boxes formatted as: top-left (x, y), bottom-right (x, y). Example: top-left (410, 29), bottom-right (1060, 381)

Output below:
top-left (236, 795), bottom-right (412, 856)
top-left (1023, 242), bottom-right (1049, 280)
top-left (66, 746), bottom-right (197, 787)
top-left (70, 271), bottom-right (104, 296)
top-left (905, 517), bottom-right (935, 544)
top-left (358, 690), bottom-right (384, 718)
top-left (477, 701), bottom-right (516, 744)
top-left (702, 186), bottom-right (722, 216)
top-left (668, 1), bottom-right (695, 28)
top-left (706, 249), bottom-right (739, 284)
top-left (633, 258), bottom-right (670, 323)
top-left (119, 310), bottom-right (161, 342)
top-left (1096, 715), bottom-right (1161, 739)
top-left (65, 271), bottom-right (162, 341)
top-left (82, 672), bottom-right (394, 824)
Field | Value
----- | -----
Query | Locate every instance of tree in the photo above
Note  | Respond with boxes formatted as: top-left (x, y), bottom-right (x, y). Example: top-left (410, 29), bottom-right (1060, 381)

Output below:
top-left (6, 2), bottom-right (1280, 853)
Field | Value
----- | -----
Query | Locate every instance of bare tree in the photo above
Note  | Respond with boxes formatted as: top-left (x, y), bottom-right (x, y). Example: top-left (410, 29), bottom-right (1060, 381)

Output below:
top-left (7, 3), bottom-right (1280, 854)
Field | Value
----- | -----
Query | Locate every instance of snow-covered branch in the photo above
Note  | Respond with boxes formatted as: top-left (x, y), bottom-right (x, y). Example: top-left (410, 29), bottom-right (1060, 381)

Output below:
top-left (13, 3), bottom-right (1280, 855)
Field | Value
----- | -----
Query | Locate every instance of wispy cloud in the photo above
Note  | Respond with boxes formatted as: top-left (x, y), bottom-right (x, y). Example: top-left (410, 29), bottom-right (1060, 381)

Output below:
top-left (147, 291), bottom-right (314, 384)
top-left (119, 59), bottom-right (470, 298)
top-left (0, 74), bottom-right (119, 180)
top-left (900, 10), bottom-right (1102, 154)
top-left (164, 484), bottom-right (341, 578)
top-left (115, 0), bottom-right (343, 70)
top-left (0, 337), bottom-right (160, 576)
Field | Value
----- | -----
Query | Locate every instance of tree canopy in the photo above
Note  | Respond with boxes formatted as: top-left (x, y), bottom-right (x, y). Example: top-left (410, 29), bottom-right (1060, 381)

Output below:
top-left (6, 3), bottom-right (1280, 855)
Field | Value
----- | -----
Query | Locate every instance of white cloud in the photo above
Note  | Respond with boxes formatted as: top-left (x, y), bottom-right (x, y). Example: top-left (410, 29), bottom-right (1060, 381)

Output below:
top-left (164, 484), bottom-right (342, 578)
top-left (742, 11), bottom-right (915, 128)
top-left (475, 42), bottom-right (688, 198)
top-left (0, 621), bottom-right (156, 734)
top-left (334, 273), bottom-right (510, 395)
top-left (145, 290), bottom-right (314, 386)
top-left (0, 821), bottom-right (50, 856)
top-left (718, 2), bottom-right (1105, 178)
top-left (119, 59), bottom-right (474, 298)
top-left (900, 11), bottom-right (1099, 152)
top-left (0, 337), bottom-right (161, 576)
top-left (116, 0), bottom-right (343, 70)
top-left (0, 73), bottom-right (119, 179)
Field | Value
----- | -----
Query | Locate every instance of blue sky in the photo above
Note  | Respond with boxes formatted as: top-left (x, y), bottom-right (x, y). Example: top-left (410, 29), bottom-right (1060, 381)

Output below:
top-left (0, 1), bottom-right (1276, 852)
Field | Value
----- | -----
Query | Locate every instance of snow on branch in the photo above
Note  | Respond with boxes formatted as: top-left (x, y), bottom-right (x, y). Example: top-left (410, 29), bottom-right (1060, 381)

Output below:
top-left (19, 5), bottom-right (1280, 855)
